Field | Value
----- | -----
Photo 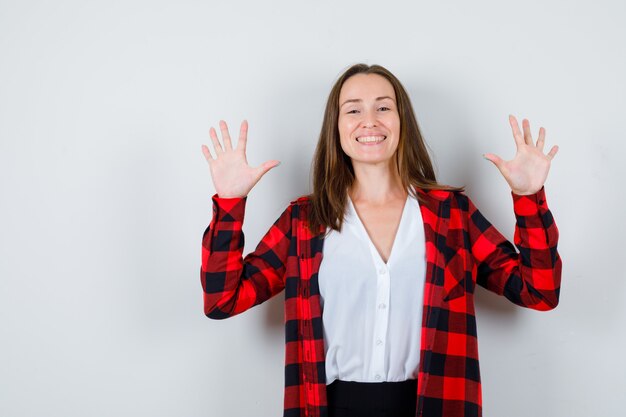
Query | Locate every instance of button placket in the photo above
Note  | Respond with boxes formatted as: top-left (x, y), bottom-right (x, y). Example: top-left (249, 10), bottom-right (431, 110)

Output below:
top-left (371, 254), bottom-right (390, 381)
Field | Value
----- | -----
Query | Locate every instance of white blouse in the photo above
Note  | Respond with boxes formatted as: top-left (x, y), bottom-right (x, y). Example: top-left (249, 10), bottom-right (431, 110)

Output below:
top-left (318, 193), bottom-right (426, 385)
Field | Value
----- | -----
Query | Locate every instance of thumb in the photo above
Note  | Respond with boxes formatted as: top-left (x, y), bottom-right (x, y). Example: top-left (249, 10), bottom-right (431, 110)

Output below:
top-left (255, 160), bottom-right (281, 177)
top-left (483, 153), bottom-right (504, 170)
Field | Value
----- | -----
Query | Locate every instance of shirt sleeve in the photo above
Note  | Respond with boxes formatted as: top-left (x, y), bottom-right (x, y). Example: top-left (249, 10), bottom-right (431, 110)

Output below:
top-left (201, 193), bottom-right (292, 319)
top-left (468, 187), bottom-right (562, 311)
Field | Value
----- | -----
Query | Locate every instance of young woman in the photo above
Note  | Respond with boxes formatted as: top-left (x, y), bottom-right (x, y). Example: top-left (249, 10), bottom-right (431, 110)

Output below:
top-left (200, 63), bottom-right (561, 417)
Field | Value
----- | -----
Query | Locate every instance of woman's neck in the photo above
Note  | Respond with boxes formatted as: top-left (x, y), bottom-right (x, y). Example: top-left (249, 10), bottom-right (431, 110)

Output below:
top-left (349, 161), bottom-right (407, 205)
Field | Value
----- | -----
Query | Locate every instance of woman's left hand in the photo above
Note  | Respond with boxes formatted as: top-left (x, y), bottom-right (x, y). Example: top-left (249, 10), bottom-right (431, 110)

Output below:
top-left (483, 115), bottom-right (558, 195)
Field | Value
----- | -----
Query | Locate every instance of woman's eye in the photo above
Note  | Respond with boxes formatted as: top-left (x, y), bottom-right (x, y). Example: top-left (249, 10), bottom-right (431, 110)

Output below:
top-left (379, 106), bottom-right (390, 111)
top-left (347, 109), bottom-right (359, 114)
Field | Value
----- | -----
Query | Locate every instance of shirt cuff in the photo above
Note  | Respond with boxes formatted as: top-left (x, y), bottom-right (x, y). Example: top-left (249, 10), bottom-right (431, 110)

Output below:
top-left (211, 193), bottom-right (248, 223)
top-left (512, 186), bottom-right (548, 216)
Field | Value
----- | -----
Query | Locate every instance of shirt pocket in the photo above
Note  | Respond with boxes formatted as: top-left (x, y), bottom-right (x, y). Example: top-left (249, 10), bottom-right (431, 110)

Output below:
top-left (441, 246), bottom-right (474, 302)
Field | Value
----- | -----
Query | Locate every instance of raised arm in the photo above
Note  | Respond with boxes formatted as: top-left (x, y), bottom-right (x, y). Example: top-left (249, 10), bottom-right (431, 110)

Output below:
top-left (200, 120), bottom-right (287, 319)
top-left (472, 115), bottom-right (561, 310)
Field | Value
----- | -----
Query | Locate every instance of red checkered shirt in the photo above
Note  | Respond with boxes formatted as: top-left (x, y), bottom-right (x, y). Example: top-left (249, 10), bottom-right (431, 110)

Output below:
top-left (201, 186), bottom-right (561, 417)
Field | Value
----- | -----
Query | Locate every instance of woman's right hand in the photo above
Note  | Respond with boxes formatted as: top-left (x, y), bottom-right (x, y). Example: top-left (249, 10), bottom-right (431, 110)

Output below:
top-left (202, 120), bottom-right (280, 199)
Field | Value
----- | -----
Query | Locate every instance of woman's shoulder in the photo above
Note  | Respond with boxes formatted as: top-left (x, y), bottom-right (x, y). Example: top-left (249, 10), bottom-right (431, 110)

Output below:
top-left (415, 186), bottom-right (473, 212)
top-left (289, 193), bottom-right (313, 206)
top-left (415, 186), bottom-right (466, 200)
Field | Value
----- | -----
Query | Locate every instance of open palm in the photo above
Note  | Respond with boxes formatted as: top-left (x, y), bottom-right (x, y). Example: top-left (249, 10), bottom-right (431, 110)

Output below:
top-left (484, 115), bottom-right (558, 195)
top-left (202, 120), bottom-right (280, 199)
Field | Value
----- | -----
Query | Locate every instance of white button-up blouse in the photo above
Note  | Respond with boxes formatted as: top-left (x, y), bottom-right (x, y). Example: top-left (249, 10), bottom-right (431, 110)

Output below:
top-left (318, 193), bottom-right (426, 385)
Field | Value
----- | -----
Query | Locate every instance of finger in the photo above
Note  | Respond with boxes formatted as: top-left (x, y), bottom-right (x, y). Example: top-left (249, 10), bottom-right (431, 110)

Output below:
top-left (201, 144), bottom-right (214, 162)
top-left (483, 153), bottom-right (504, 169)
top-left (509, 115), bottom-right (525, 147)
top-left (209, 126), bottom-right (223, 154)
top-left (546, 145), bottom-right (559, 160)
top-left (219, 120), bottom-right (234, 151)
top-left (237, 119), bottom-right (248, 153)
top-left (255, 160), bottom-right (281, 177)
top-left (536, 126), bottom-right (546, 152)
top-left (522, 118), bottom-right (534, 145)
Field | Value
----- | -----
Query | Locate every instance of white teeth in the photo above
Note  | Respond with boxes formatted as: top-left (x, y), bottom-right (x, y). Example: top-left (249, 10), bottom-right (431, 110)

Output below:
top-left (356, 135), bottom-right (386, 143)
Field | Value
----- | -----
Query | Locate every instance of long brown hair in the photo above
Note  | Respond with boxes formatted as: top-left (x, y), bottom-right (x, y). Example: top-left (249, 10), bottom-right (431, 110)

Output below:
top-left (307, 63), bottom-right (461, 234)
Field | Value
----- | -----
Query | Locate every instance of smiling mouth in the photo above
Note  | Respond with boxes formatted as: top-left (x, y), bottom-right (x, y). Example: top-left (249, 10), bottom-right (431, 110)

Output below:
top-left (356, 135), bottom-right (386, 144)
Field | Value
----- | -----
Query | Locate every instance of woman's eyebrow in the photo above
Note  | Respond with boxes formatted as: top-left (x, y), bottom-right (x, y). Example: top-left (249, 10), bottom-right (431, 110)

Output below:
top-left (340, 96), bottom-right (395, 108)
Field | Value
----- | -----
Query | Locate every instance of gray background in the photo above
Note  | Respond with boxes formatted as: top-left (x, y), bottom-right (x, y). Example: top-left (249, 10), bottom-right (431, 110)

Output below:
top-left (1, 0), bottom-right (624, 416)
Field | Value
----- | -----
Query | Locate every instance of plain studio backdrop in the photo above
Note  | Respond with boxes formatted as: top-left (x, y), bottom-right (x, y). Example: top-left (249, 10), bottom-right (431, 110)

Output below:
top-left (1, 0), bottom-right (625, 416)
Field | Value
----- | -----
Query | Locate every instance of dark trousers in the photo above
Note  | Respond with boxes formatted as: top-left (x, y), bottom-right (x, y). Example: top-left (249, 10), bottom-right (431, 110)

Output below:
top-left (326, 379), bottom-right (418, 417)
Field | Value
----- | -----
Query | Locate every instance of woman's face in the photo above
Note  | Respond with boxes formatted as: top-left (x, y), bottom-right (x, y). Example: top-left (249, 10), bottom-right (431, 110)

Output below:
top-left (337, 73), bottom-right (401, 169)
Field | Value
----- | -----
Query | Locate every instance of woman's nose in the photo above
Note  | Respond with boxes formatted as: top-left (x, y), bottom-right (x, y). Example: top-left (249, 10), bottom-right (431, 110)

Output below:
top-left (361, 110), bottom-right (377, 128)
